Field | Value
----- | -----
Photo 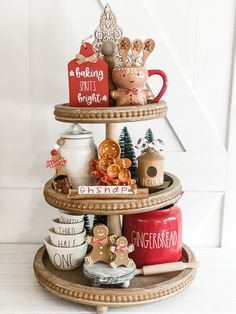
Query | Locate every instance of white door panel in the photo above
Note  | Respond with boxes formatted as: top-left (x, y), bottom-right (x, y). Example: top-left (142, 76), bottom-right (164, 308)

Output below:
top-left (109, 0), bottom-right (226, 153)
top-left (178, 192), bottom-right (223, 247)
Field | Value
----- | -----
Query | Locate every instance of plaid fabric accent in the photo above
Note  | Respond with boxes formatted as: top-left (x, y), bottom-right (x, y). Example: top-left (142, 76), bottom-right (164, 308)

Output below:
top-left (46, 157), bottom-right (67, 168)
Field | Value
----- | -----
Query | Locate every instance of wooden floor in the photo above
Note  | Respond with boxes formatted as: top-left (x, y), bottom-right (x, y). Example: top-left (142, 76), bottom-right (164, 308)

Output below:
top-left (0, 244), bottom-right (235, 313)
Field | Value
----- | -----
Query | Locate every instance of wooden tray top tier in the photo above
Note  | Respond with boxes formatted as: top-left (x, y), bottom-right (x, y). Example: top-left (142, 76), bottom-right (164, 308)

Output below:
top-left (54, 101), bottom-right (167, 123)
top-left (34, 244), bottom-right (196, 309)
top-left (44, 172), bottom-right (182, 215)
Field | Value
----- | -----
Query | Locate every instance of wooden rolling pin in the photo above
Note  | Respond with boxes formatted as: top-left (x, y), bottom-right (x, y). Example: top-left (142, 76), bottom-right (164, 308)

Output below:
top-left (135, 261), bottom-right (198, 276)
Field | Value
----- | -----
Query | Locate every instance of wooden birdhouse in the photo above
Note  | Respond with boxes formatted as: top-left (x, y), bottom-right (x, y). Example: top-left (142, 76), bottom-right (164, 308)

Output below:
top-left (137, 148), bottom-right (164, 187)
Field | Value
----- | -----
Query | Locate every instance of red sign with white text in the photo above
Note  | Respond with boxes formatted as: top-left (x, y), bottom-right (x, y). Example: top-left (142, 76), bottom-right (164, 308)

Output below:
top-left (68, 42), bottom-right (109, 107)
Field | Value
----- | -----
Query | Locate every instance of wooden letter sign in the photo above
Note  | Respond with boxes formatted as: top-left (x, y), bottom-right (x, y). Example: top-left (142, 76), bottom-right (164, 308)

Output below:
top-left (78, 186), bottom-right (133, 195)
top-left (68, 186), bottom-right (148, 199)
top-left (68, 42), bottom-right (109, 107)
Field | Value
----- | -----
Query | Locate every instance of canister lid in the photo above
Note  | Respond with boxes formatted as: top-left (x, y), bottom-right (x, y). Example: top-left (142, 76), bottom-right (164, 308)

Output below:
top-left (61, 123), bottom-right (92, 139)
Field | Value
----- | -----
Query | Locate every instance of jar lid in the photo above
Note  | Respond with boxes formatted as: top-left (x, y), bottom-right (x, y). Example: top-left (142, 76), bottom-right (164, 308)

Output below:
top-left (61, 124), bottom-right (92, 139)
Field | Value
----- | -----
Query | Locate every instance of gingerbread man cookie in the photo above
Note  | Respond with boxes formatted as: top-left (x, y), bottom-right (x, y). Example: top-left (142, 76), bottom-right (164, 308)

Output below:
top-left (84, 224), bottom-right (116, 265)
top-left (109, 236), bottom-right (135, 268)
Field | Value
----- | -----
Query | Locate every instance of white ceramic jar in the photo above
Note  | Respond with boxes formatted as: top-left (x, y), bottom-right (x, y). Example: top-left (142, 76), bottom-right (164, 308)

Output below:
top-left (59, 124), bottom-right (97, 188)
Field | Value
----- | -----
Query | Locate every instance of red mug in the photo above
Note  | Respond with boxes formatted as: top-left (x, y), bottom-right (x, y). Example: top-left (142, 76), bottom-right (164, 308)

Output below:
top-left (123, 205), bottom-right (182, 268)
top-left (148, 69), bottom-right (168, 103)
top-left (111, 66), bottom-right (168, 106)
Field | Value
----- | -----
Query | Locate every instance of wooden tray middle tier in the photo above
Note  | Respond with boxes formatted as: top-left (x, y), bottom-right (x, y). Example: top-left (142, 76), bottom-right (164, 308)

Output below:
top-left (54, 101), bottom-right (167, 124)
top-left (44, 172), bottom-right (182, 215)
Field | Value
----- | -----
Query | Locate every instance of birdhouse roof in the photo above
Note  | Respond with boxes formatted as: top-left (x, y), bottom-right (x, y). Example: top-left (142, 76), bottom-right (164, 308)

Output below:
top-left (137, 150), bottom-right (164, 162)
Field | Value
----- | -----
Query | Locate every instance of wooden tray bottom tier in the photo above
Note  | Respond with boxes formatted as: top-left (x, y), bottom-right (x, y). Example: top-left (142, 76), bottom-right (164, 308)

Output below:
top-left (33, 244), bottom-right (196, 309)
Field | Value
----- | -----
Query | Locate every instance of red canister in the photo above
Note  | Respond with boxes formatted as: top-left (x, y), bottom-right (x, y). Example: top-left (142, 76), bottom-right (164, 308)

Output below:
top-left (123, 205), bottom-right (182, 268)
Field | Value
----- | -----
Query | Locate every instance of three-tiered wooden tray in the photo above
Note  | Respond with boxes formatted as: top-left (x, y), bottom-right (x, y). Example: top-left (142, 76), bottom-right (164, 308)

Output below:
top-left (33, 102), bottom-right (197, 314)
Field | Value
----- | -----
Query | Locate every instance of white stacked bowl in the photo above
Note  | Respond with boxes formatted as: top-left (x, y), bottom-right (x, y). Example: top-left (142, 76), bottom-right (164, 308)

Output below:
top-left (44, 237), bottom-right (87, 270)
top-left (58, 212), bottom-right (84, 224)
top-left (48, 228), bottom-right (86, 248)
top-left (45, 213), bottom-right (87, 270)
top-left (52, 218), bottom-right (84, 235)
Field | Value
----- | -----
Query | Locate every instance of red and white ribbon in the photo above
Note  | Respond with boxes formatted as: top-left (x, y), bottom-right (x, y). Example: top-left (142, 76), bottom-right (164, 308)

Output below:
top-left (115, 245), bottom-right (128, 253)
top-left (124, 88), bottom-right (139, 95)
top-left (46, 158), bottom-right (67, 168)
top-left (92, 237), bottom-right (108, 246)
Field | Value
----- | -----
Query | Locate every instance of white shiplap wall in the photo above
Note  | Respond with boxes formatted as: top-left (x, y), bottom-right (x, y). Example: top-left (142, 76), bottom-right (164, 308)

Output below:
top-left (0, 0), bottom-right (235, 246)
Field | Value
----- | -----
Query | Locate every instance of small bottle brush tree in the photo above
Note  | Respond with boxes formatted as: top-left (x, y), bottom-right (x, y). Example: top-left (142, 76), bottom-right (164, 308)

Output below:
top-left (84, 214), bottom-right (91, 235)
top-left (145, 128), bottom-right (155, 143)
top-left (119, 126), bottom-right (138, 180)
top-left (93, 215), bottom-right (108, 228)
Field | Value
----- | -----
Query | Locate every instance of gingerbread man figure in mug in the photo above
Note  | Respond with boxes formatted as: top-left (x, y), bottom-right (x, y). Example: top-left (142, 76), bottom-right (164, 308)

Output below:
top-left (84, 224), bottom-right (116, 265)
top-left (111, 66), bottom-right (152, 106)
top-left (109, 236), bottom-right (135, 268)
